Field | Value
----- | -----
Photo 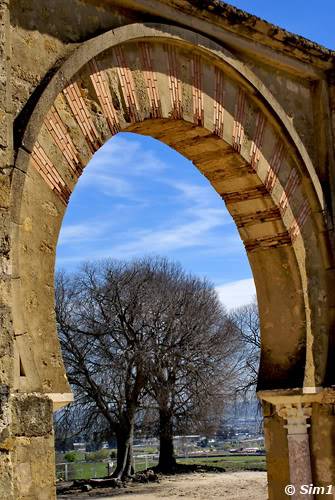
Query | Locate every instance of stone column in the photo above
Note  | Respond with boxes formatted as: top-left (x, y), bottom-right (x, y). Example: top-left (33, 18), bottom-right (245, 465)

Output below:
top-left (1, 393), bottom-right (56, 500)
top-left (262, 401), bottom-right (290, 500)
top-left (260, 391), bottom-right (335, 499)
top-left (277, 403), bottom-right (313, 500)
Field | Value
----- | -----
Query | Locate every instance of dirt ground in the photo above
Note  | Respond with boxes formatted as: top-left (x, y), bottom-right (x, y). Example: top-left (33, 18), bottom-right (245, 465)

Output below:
top-left (59, 471), bottom-right (268, 499)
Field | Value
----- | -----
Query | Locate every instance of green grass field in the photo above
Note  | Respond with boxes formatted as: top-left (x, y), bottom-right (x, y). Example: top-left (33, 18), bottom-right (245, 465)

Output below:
top-left (56, 454), bottom-right (266, 481)
top-left (178, 455), bottom-right (266, 472)
top-left (56, 462), bottom-right (108, 480)
top-left (56, 459), bottom-right (158, 480)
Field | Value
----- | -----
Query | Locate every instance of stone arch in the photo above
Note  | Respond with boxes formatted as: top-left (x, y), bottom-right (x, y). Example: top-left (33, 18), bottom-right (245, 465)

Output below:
top-left (10, 23), bottom-right (332, 410)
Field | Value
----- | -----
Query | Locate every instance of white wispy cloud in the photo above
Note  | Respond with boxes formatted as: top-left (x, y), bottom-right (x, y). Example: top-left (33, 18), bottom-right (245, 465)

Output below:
top-left (77, 135), bottom-right (169, 198)
top-left (109, 214), bottom-right (236, 258)
top-left (163, 181), bottom-right (232, 230)
top-left (216, 278), bottom-right (256, 310)
top-left (167, 181), bottom-right (216, 205)
top-left (58, 221), bottom-right (111, 246)
top-left (57, 211), bottom-right (239, 263)
top-left (58, 133), bottom-right (242, 269)
top-left (96, 135), bottom-right (168, 174)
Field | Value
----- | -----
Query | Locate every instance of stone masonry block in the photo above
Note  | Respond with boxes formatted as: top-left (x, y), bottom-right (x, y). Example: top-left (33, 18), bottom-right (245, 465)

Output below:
top-left (13, 435), bottom-right (56, 500)
top-left (0, 450), bottom-right (13, 500)
top-left (11, 394), bottom-right (53, 437)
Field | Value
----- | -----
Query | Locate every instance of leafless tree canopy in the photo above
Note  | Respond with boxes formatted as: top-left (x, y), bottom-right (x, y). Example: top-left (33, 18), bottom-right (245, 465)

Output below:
top-left (55, 257), bottom-right (245, 477)
top-left (230, 301), bottom-right (260, 395)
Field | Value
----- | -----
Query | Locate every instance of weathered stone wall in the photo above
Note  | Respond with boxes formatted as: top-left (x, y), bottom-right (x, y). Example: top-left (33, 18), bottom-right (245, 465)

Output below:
top-left (12, 20), bottom-right (332, 393)
top-left (263, 402), bottom-right (290, 500)
top-left (310, 403), bottom-right (335, 494)
top-left (0, 0), bottom-right (13, 385)
top-left (10, 0), bottom-right (137, 123)
top-left (0, 0), bottom-right (14, 495)
top-left (8, 0), bottom-right (335, 248)
top-left (10, 394), bottom-right (54, 500)
top-left (0, 2), bottom-right (334, 499)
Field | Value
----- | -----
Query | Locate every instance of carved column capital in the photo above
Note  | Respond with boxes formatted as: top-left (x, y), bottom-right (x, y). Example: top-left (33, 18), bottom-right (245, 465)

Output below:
top-left (277, 403), bottom-right (312, 435)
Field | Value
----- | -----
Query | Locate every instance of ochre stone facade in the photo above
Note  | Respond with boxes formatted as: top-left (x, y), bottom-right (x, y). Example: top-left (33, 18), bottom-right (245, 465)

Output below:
top-left (0, 1), bottom-right (335, 499)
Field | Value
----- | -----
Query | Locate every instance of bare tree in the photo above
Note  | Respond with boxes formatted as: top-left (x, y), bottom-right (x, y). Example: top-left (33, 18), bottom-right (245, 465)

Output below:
top-left (145, 274), bottom-right (240, 472)
top-left (56, 261), bottom-right (154, 479)
top-left (55, 257), bottom-right (241, 478)
top-left (230, 301), bottom-right (260, 394)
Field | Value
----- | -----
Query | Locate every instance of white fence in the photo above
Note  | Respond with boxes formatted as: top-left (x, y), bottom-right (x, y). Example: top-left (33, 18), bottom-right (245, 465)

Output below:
top-left (56, 454), bottom-right (159, 481)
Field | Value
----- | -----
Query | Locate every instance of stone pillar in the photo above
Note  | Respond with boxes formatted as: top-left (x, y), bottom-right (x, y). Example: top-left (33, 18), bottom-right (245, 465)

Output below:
top-left (309, 400), bottom-right (335, 493)
top-left (262, 401), bottom-right (290, 500)
top-left (277, 403), bottom-right (313, 500)
top-left (260, 390), bottom-right (335, 500)
top-left (1, 393), bottom-right (56, 500)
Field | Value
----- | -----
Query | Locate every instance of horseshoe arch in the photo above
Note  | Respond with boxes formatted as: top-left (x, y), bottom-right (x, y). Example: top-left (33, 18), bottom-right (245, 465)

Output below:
top-left (7, 22), bottom-right (335, 500)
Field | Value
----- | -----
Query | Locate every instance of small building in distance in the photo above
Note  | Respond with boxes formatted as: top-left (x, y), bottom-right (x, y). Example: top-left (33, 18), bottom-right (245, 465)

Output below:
top-left (73, 442), bottom-right (86, 453)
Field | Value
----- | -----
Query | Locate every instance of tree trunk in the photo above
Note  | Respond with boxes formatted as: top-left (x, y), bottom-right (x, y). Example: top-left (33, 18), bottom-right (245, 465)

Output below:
top-left (113, 418), bottom-right (135, 480)
top-left (124, 428), bottom-right (134, 477)
top-left (158, 408), bottom-right (176, 473)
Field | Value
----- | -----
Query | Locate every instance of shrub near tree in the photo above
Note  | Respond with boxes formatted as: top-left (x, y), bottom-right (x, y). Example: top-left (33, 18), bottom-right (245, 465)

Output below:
top-left (55, 257), bottom-right (241, 478)
top-left (64, 451), bottom-right (79, 463)
top-left (85, 449), bottom-right (113, 462)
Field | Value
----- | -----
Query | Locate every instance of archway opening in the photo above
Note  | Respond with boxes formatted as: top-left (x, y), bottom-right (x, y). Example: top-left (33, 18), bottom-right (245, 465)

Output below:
top-left (57, 131), bottom-right (254, 298)
top-left (14, 115), bottom-right (312, 399)
top-left (54, 129), bottom-right (263, 484)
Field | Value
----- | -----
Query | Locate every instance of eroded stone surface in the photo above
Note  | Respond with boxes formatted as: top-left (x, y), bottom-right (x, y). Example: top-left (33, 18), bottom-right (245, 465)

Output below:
top-left (11, 394), bottom-right (53, 437)
top-left (0, 2), bottom-right (334, 499)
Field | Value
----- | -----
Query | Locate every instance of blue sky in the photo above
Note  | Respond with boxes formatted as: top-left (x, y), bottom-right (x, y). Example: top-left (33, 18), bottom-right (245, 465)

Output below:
top-left (227, 1), bottom-right (334, 49)
top-left (56, 1), bottom-right (334, 309)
